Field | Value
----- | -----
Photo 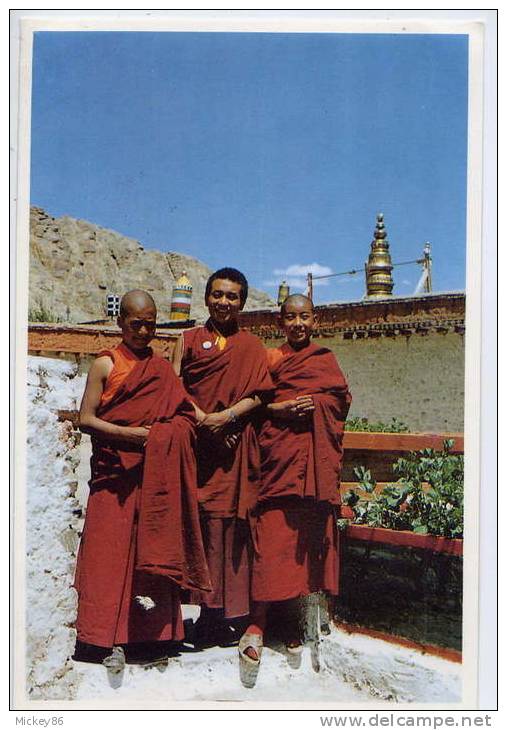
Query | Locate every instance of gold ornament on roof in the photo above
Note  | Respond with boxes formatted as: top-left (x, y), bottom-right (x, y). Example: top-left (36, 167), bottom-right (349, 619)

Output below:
top-left (277, 280), bottom-right (290, 306)
top-left (365, 213), bottom-right (394, 298)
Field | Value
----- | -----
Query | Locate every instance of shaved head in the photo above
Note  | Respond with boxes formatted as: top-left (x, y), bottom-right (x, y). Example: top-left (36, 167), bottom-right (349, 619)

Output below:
top-left (280, 293), bottom-right (314, 315)
top-left (119, 290), bottom-right (157, 318)
top-left (117, 290), bottom-right (157, 352)
top-left (279, 293), bottom-right (316, 349)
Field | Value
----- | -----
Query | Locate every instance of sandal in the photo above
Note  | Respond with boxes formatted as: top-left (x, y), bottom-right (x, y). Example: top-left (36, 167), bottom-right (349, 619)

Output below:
top-left (102, 645), bottom-right (125, 674)
top-left (285, 639), bottom-right (303, 655)
top-left (238, 632), bottom-right (263, 666)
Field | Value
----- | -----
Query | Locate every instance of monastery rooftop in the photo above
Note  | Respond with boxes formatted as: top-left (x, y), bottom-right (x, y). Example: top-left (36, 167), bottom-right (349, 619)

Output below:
top-left (27, 291), bottom-right (465, 359)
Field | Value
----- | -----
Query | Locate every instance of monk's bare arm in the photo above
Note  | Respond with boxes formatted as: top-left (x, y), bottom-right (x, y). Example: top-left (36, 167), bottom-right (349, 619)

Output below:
top-left (230, 394), bottom-right (262, 419)
top-left (201, 395), bottom-right (262, 433)
top-left (172, 334), bottom-right (183, 376)
top-left (191, 403), bottom-right (207, 424)
top-left (79, 357), bottom-right (150, 446)
top-left (267, 395), bottom-right (315, 420)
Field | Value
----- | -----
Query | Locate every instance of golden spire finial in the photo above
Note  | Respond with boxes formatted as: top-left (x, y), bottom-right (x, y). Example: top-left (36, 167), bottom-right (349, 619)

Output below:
top-left (277, 280), bottom-right (290, 305)
top-left (365, 213), bottom-right (394, 298)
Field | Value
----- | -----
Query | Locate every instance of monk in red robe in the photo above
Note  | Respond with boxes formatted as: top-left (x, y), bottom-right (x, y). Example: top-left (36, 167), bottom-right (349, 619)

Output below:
top-left (173, 268), bottom-right (273, 645)
top-left (75, 290), bottom-right (210, 669)
top-left (239, 294), bottom-right (351, 666)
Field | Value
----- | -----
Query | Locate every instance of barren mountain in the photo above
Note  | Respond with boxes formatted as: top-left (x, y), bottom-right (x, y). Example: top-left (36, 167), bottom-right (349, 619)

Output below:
top-left (29, 206), bottom-right (275, 324)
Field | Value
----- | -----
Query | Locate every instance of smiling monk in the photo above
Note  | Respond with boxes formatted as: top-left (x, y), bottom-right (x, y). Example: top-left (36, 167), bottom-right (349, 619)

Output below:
top-left (239, 294), bottom-right (351, 667)
top-left (173, 268), bottom-right (273, 646)
top-left (75, 290), bottom-right (210, 669)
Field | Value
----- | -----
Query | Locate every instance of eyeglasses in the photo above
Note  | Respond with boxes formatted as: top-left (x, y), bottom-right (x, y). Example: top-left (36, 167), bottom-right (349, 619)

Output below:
top-left (128, 320), bottom-right (156, 331)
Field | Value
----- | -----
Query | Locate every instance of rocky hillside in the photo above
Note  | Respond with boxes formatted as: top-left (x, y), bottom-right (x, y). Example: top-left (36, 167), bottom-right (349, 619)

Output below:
top-left (29, 206), bottom-right (275, 324)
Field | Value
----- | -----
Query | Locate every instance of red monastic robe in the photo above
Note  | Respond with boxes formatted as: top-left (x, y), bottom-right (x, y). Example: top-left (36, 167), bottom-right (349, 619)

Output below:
top-left (181, 322), bottom-right (273, 618)
top-left (74, 345), bottom-right (210, 648)
top-left (251, 342), bottom-right (351, 603)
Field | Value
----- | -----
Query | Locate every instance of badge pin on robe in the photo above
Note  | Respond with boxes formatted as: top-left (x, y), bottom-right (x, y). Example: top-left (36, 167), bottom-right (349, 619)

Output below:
top-left (202, 341), bottom-right (213, 350)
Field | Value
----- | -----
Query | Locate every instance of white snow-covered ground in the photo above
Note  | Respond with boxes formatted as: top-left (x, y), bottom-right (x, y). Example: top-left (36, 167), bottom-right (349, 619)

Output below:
top-left (73, 639), bottom-right (363, 704)
top-left (72, 623), bottom-right (461, 706)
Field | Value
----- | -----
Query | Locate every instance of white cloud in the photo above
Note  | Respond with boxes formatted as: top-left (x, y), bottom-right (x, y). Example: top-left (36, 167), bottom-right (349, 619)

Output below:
top-left (264, 262), bottom-right (362, 294)
top-left (273, 262), bottom-right (333, 278)
top-left (271, 262), bottom-right (333, 289)
top-left (263, 277), bottom-right (308, 289)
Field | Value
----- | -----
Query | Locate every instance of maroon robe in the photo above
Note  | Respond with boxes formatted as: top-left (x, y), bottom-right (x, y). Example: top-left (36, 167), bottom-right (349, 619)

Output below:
top-left (251, 342), bottom-right (351, 602)
top-left (74, 349), bottom-right (210, 648)
top-left (181, 322), bottom-right (273, 618)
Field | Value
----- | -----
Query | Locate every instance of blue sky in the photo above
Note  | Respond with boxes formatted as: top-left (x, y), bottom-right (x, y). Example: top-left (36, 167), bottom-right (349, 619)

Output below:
top-left (30, 32), bottom-right (468, 303)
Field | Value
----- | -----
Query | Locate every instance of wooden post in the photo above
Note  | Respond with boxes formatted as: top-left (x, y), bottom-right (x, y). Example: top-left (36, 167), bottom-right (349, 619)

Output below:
top-left (423, 242), bottom-right (432, 293)
top-left (307, 272), bottom-right (313, 301)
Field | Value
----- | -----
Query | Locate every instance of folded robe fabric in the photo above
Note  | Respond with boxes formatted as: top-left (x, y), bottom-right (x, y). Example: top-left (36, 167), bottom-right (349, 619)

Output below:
top-left (250, 342), bottom-right (352, 602)
top-left (75, 350), bottom-right (210, 647)
top-left (258, 342), bottom-right (352, 504)
top-left (137, 418), bottom-right (211, 591)
top-left (251, 498), bottom-right (339, 601)
top-left (181, 323), bottom-right (273, 618)
top-left (181, 322), bottom-right (273, 518)
top-left (93, 352), bottom-right (211, 591)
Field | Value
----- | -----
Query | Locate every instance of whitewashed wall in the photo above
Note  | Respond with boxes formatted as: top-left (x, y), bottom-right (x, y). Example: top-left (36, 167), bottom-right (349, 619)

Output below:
top-left (26, 357), bottom-right (86, 699)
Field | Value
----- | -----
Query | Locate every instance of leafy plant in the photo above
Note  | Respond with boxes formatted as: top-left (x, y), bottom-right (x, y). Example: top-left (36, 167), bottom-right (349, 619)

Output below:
top-left (345, 416), bottom-right (409, 433)
top-left (342, 440), bottom-right (463, 538)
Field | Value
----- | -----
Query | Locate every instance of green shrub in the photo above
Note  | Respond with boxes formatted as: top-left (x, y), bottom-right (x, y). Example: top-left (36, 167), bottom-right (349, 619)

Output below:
top-left (342, 440), bottom-right (463, 538)
top-left (344, 416), bottom-right (409, 433)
